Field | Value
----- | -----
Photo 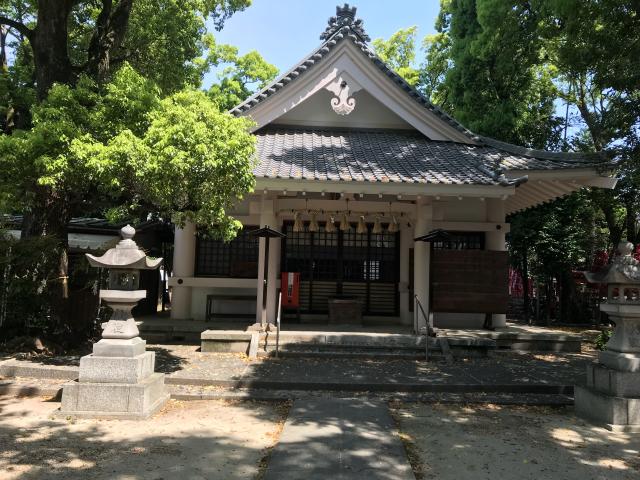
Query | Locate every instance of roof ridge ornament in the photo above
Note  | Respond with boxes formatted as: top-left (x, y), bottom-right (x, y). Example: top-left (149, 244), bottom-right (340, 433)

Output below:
top-left (320, 4), bottom-right (370, 42)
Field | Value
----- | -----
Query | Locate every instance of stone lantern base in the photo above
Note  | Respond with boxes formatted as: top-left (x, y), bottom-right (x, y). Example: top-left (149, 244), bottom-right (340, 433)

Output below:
top-left (60, 337), bottom-right (169, 419)
top-left (575, 362), bottom-right (640, 432)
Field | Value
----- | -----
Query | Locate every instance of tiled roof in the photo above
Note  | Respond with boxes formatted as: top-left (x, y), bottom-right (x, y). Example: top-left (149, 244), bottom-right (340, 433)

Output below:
top-left (232, 8), bottom-right (608, 166)
top-left (254, 127), bottom-right (606, 186)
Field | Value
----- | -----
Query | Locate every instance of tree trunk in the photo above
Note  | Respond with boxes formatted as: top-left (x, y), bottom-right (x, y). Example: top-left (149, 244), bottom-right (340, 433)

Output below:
top-left (31, 0), bottom-right (76, 100)
top-left (0, 25), bottom-right (7, 72)
top-left (87, 0), bottom-right (134, 82)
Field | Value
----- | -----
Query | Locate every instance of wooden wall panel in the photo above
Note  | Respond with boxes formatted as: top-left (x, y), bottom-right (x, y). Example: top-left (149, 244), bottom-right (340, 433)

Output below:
top-left (431, 250), bottom-right (509, 314)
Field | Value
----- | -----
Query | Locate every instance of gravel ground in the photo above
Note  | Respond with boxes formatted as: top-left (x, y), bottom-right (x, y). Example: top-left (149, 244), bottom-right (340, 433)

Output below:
top-left (391, 402), bottom-right (640, 480)
top-left (0, 395), bottom-right (288, 480)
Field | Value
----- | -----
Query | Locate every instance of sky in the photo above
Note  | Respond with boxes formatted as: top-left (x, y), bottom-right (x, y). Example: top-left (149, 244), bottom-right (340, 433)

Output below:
top-left (203, 0), bottom-right (442, 88)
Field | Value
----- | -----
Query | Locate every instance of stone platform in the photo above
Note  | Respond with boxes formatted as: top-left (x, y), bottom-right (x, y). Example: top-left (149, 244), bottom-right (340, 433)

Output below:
top-left (201, 329), bottom-right (495, 359)
top-left (140, 315), bottom-right (582, 352)
top-left (574, 362), bottom-right (640, 432)
top-left (60, 339), bottom-right (169, 419)
top-left (60, 373), bottom-right (169, 419)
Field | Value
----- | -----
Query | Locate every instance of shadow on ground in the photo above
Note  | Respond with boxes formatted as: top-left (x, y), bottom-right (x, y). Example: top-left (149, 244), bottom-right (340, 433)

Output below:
top-left (391, 402), bottom-right (640, 480)
top-left (0, 395), bottom-right (288, 480)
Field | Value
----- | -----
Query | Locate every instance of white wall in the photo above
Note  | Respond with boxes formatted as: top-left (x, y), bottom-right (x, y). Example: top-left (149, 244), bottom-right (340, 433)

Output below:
top-left (191, 286), bottom-right (257, 320)
top-left (271, 89), bottom-right (413, 130)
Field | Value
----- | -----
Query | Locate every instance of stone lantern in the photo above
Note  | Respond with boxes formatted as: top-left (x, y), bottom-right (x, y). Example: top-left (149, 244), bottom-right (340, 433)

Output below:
top-left (575, 241), bottom-right (640, 431)
top-left (60, 225), bottom-right (169, 419)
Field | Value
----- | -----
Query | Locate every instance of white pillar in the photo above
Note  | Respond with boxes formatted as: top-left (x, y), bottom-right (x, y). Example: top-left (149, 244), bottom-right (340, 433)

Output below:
top-left (399, 223), bottom-right (412, 325)
top-left (486, 198), bottom-right (507, 328)
top-left (413, 202), bottom-right (433, 332)
top-left (256, 198), bottom-right (281, 325)
top-left (171, 221), bottom-right (196, 320)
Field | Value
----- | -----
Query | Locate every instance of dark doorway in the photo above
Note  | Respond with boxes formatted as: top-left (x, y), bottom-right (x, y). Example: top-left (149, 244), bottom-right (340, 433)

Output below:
top-left (281, 222), bottom-right (399, 316)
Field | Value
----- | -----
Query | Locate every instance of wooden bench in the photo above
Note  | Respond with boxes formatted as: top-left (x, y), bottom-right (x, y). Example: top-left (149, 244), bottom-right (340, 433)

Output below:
top-left (205, 294), bottom-right (256, 322)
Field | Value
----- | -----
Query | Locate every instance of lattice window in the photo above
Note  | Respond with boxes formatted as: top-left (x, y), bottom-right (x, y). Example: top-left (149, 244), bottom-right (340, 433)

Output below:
top-left (195, 226), bottom-right (259, 277)
top-left (432, 232), bottom-right (485, 250)
top-left (369, 229), bottom-right (398, 283)
top-left (342, 226), bottom-right (368, 282)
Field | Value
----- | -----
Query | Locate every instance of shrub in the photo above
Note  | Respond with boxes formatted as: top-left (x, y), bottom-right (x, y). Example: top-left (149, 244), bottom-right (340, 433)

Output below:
top-left (594, 329), bottom-right (613, 351)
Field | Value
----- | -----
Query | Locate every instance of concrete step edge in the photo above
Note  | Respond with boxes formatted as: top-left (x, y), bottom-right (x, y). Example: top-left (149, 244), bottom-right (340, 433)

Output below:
top-left (0, 361), bottom-right (79, 380)
top-left (169, 389), bottom-right (574, 405)
top-left (0, 382), bottom-right (63, 398)
top-left (258, 351), bottom-right (431, 359)
top-left (0, 380), bottom-right (574, 407)
top-left (163, 377), bottom-right (574, 394)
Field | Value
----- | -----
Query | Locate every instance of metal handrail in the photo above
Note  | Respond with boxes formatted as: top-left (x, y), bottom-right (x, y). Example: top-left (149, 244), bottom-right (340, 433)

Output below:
top-left (275, 292), bottom-right (282, 358)
top-left (414, 295), bottom-right (431, 361)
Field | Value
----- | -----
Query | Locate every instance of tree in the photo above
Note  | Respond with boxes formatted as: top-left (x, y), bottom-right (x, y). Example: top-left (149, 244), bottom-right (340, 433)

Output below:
top-left (0, 0), bottom-right (254, 335)
top-left (206, 35), bottom-right (278, 111)
top-left (0, 0), bottom-right (252, 234)
top-left (535, 0), bottom-right (640, 248)
top-left (423, 0), bottom-right (562, 148)
top-left (0, 65), bottom-right (257, 337)
top-left (372, 26), bottom-right (420, 86)
top-left (90, 88), bottom-right (257, 238)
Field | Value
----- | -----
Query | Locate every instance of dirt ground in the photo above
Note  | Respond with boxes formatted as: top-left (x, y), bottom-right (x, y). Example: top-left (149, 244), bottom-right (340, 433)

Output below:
top-left (0, 395), bottom-right (288, 480)
top-left (391, 402), bottom-right (640, 480)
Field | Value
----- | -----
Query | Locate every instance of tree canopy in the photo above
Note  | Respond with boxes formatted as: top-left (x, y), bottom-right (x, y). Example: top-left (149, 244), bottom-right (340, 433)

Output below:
top-left (0, 0), bottom-right (273, 335)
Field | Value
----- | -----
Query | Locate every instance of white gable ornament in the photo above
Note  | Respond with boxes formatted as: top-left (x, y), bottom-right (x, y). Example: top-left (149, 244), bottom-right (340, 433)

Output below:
top-left (324, 73), bottom-right (362, 116)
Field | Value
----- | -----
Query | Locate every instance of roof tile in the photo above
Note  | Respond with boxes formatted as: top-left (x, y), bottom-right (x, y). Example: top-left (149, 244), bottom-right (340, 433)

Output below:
top-left (254, 127), bottom-right (599, 186)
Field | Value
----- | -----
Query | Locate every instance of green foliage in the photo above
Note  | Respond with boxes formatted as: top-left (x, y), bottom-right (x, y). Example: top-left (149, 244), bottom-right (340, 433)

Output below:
top-left (206, 35), bottom-right (278, 110)
top-left (372, 26), bottom-right (420, 86)
top-left (594, 329), bottom-right (613, 351)
top-left (424, 0), bottom-right (562, 147)
top-left (118, 0), bottom-right (251, 93)
top-left (112, 89), bottom-right (257, 239)
top-left (0, 65), bottom-right (257, 240)
top-left (0, 65), bottom-right (159, 211)
top-left (420, 31), bottom-right (451, 106)
top-left (510, 193), bottom-right (600, 278)
top-left (0, 231), bottom-right (61, 337)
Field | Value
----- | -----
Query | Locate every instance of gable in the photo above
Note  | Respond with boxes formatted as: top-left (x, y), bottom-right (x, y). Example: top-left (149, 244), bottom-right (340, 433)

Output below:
top-left (232, 29), bottom-right (476, 143)
top-left (271, 89), bottom-right (413, 130)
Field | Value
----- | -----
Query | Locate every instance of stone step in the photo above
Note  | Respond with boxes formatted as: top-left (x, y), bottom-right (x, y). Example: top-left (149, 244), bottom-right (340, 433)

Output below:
top-left (0, 378), bottom-right (65, 398)
top-left (163, 376), bottom-right (574, 395)
top-left (0, 378), bottom-right (574, 406)
top-left (0, 359), bottom-right (79, 380)
top-left (202, 330), bottom-right (496, 358)
top-left (259, 349), bottom-right (432, 360)
top-left (169, 387), bottom-right (574, 405)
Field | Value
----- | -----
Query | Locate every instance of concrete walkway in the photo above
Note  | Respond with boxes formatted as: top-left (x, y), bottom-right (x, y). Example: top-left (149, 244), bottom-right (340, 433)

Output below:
top-left (264, 398), bottom-right (414, 480)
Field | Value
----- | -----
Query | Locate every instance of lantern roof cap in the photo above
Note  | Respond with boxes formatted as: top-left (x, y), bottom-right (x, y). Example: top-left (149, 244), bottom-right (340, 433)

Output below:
top-left (249, 226), bottom-right (286, 239)
top-left (85, 225), bottom-right (162, 270)
top-left (585, 241), bottom-right (640, 285)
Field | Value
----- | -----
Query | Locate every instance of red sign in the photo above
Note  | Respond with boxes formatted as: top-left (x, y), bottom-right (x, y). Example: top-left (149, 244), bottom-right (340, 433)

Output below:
top-left (281, 272), bottom-right (300, 308)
